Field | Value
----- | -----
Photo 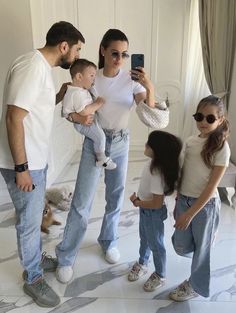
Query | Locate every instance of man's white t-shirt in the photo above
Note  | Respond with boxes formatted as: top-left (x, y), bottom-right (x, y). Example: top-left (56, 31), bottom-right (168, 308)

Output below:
top-left (180, 135), bottom-right (231, 198)
top-left (137, 160), bottom-right (165, 201)
top-left (62, 85), bottom-right (92, 117)
top-left (95, 68), bottom-right (145, 130)
top-left (0, 50), bottom-right (55, 170)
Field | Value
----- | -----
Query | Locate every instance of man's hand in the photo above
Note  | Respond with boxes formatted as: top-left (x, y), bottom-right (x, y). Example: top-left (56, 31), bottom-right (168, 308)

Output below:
top-left (56, 82), bottom-right (71, 104)
top-left (15, 171), bottom-right (34, 192)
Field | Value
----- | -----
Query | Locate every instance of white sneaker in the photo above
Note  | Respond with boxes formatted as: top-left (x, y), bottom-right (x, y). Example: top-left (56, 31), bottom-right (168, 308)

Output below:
top-left (105, 247), bottom-right (120, 264)
top-left (96, 157), bottom-right (117, 170)
top-left (56, 266), bottom-right (73, 284)
top-left (128, 261), bottom-right (148, 282)
top-left (169, 280), bottom-right (199, 301)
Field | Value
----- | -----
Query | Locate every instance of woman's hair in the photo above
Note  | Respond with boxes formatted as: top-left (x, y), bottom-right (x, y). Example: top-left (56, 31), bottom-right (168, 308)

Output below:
top-left (196, 95), bottom-right (230, 168)
top-left (98, 29), bottom-right (129, 69)
top-left (46, 21), bottom-right (85, 47)
top-left (70, 59), bottom-right (97, 79)
top-left (147, 130), bottom-right (182, 195)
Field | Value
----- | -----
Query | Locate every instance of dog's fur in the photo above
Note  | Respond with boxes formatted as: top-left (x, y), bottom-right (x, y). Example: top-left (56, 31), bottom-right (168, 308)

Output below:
top-left (45, 185), bottom-right (73, 211)
top-left (41, 201), bottom-right (61, 234)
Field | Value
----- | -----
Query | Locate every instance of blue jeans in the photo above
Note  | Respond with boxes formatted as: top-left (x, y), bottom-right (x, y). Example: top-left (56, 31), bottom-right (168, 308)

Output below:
top-left (56, 129), bottom-right (129, 266)
top-left (139, 205), bottom-right (167, 278)
top-left (0, 166), bottom-right (47, 284)
top-left (172, 194), bottom-right (220, 297)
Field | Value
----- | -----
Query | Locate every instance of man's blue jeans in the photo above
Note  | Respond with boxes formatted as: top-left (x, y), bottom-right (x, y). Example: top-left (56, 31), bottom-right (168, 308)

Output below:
top-left (172, 194), bottom-right (220, 297)
top-left (139, 205), bottom-right (167, 278)
top-left (56, 129), bottom-right (129, 266)
top-left (0, 166), bottom-right (47, 283)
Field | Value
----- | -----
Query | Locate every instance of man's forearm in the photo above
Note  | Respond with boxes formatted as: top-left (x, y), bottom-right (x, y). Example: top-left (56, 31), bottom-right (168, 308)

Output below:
top-left (6, 108), bottom-right (28, 165)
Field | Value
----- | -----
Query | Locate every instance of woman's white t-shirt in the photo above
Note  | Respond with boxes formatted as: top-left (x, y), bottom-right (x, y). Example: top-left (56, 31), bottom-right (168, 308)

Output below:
top-left (95, 68), bottom-right (145, 130)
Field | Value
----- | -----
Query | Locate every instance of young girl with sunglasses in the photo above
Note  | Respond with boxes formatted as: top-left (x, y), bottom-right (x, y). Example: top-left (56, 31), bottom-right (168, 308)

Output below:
top-left (169, 95), bottom-right (230, 301)
top-left (55, 29), bottom-right (168, 283)
top-left (128, 130), bottom-right (182, 292)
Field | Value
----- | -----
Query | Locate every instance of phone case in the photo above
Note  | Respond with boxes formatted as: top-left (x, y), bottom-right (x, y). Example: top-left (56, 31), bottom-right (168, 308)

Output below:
top-left (131, 54), bottom-right (144, 69)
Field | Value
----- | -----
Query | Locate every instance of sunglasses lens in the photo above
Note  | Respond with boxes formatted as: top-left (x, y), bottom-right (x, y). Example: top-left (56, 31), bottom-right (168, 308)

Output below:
top-left (193, 113), bottom-right (204, 122)
top-left (111, 52), bottom-right (119, 58)
top-left (206, 115), bottom-right (216, 124)
top-left (111, 52), bottom-right (129, 59)
top-left (122, 53), bottom-right (129, 59)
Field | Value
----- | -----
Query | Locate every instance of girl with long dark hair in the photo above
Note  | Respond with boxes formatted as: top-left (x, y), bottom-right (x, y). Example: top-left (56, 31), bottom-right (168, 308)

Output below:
top-left (128, 130), bottom-right (182, 292)
top-left (170, 95), bottom-right (230, 301)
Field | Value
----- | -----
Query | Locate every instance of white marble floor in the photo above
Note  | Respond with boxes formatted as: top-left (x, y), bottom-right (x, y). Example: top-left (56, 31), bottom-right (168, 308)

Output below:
top-left (0, 151), bottom-right (236, 313)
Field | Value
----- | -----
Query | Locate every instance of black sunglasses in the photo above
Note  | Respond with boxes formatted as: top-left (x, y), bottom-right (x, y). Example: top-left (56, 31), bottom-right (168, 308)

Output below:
top-left (111, 51), bottom-right (129, 59)
top-left (193, 112), bottom-right (218, 124)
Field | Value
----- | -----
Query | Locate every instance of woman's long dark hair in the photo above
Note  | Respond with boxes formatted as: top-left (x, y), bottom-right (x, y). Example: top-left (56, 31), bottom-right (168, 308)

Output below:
top-left (147, 130), bottom-right (182, 195)
top-left (196, 95), bottom-right (230, 168)
top-left (98, 29), bottom-right (129, 69)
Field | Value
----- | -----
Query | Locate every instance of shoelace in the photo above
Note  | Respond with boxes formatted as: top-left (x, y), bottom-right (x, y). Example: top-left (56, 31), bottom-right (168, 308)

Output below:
top-left (131, 264), bottom-right (142, 274)
top-left (35, 279), bottom-right (50, 295)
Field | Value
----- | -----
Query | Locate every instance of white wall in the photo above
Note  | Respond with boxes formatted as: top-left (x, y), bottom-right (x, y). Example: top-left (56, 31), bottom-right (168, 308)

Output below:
top-left (0, 0), bottom-right (33, 202)
top-left (0, 0), bottom-right (190, 194)
top-left (0, 0), bottom-right (33, 116)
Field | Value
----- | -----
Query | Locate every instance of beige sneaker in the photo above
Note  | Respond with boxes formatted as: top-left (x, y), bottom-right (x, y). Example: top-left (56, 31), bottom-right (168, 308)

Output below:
top-left (169, 280), bottom-right (199, 301)
top-left (143, 272), bottom-right (165, 292)
top-left (128, 262), bottom-right (148, 282)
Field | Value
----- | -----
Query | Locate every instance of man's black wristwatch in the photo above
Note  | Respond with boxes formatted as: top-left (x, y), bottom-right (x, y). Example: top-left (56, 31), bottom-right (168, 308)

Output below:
top-left (14, 162), bottom-right (28, 172)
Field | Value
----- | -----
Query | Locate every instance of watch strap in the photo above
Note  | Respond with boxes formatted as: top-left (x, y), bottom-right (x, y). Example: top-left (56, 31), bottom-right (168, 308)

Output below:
top-left (15, 162), bottom-right (28, 172)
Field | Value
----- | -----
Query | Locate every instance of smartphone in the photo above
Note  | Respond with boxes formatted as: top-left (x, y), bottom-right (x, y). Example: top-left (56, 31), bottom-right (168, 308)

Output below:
top-left (131, 54), bottom-right (144, 80)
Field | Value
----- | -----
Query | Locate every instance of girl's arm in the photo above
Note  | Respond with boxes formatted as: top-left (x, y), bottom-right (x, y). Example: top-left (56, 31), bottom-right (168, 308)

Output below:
top-left (131, 192), bottom-right (164, 209)
top-left (175, 165), bottom-right (227, 230)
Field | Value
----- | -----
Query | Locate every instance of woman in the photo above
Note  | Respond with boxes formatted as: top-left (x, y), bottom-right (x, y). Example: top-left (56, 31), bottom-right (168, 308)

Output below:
top-left (55, 29), bottom-right (168, 283)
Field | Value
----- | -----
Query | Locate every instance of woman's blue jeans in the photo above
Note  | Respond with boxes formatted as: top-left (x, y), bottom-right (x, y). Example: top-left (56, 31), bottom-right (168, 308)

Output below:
top-left (139, 205), bottom-right (167, 278)
top-left (56, 129), bottom-right (129, 266)
top-left (0, 166), bottom-right (47, 284)
top-left (172, 194), bottom-right (220, 297)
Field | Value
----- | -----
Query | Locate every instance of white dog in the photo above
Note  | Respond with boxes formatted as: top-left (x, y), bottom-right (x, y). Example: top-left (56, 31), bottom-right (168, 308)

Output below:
top-left (45, 185), bottom-right (74, 211)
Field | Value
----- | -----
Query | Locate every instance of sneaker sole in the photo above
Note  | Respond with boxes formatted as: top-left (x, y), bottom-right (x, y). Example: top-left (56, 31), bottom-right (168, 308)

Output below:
top-left (23, 285), bottom-right (60, 308)
top-left (169, 293), bottom-right (198, 302)
top-left (143, 281), bottom-right (165, 292)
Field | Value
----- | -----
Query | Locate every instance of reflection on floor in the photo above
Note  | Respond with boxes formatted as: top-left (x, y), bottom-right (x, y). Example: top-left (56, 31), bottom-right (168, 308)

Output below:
top-left (0, 151), bottom-right (236, 313)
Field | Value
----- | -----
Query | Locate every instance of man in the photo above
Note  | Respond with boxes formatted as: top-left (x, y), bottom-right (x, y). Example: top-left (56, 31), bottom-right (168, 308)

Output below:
top-left (0, 21), bottom-right (90, 308)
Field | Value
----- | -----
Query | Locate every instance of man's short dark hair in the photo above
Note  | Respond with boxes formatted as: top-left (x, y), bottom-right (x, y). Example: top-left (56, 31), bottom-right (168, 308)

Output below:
top-left (70, 59), bottom-right (97, 78)
top-left (46, 21), bottom-right (85, 47)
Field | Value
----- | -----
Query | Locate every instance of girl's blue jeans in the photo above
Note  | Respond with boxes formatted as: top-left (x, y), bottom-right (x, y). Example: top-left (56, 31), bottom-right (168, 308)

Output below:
top-left (56, 129), bottom-right (129, 266)
top-left (139, 205), bottom-right (167, 278)
top-left (0, 166), bottom-right (47, 284)
top-left (172, 194), bottom-right (220, 297)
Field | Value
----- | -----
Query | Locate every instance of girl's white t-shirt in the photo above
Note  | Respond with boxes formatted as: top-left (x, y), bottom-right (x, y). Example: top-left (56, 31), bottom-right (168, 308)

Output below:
top-left (95, 68), bottom-right (145, 130)
top-left (137, 159), bottom-right (164, 201)
top-left (0, 50), bottom-right (55, 170)
top-left (180, 135), bottom-right (231, 198)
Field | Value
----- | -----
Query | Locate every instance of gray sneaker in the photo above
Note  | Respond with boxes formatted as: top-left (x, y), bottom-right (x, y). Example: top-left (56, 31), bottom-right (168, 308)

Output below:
top-left (23, 278), bottom-right (60, 307)
top-left (23, 252), bottom-right (58, 281)
top-left (41, 251), bottom-right (58, 272)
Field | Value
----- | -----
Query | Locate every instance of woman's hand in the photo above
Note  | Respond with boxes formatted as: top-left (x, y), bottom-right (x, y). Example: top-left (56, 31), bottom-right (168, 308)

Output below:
top-left (131, 67), bottom-right (153, 91)
top-left (130, 192), bottom-right (137, 203)
top-left (174, 211), bottom-right (193, 230)
top-left (69, 112), bottom-right (94, 125)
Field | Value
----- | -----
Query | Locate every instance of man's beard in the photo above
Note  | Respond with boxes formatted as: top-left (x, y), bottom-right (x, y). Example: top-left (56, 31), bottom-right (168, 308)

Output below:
top-left (60, 55), bottom-right (72, 69)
